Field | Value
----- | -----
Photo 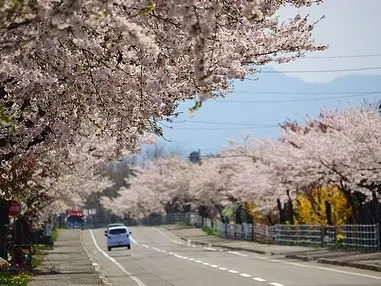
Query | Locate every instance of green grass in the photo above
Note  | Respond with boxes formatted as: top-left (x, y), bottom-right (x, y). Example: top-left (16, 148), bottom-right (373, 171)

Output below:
top-left (51, 229), bottom-right (58, 242)
top-left (0, 270), bottom-right (31, 286)
top-left (0, 228), bottom-right (60, 285)
top-left (202, 226), bottom-right (219, 236)
top-left (31, 256), bottom-right (42, 268)
top-left (30, 229), bottom-right (59, 269)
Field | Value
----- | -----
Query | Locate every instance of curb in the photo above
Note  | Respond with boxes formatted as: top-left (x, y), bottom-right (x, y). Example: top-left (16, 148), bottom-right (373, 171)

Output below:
top-left (163, 226), bottom-right (381, 273)
top-left (162, 226), bottom-right (277, 255)
top-left (284, 254), bottom-right (313, 261)
top-left (80, 230), bottom-right (113, 286)
top-left (285, 254), bottom-right (381, 272)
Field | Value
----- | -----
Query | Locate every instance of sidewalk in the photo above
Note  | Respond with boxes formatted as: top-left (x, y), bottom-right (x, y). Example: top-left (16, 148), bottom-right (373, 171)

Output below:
top-left (163, 224), bottom-right (381, 272)
top-left (29, 229), bottom-right (103, 286)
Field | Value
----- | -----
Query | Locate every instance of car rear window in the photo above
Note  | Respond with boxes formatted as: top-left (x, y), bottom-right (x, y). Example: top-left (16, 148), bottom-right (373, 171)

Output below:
top-left (109, 228), bottom-right (127, 235)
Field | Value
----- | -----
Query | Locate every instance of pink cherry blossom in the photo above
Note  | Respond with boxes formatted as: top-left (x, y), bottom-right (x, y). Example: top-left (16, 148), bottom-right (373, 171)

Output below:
top-left (1, 0), bottom-right (328, 221)
top-left (105, 106), bottom-right (381, 221)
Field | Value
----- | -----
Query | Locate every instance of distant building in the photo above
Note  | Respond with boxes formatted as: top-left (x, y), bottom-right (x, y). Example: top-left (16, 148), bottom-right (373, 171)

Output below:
top-left (376, 99), bottom-right (381, 113)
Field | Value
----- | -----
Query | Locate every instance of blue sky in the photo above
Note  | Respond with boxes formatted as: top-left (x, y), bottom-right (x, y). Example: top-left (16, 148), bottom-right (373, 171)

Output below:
top-left (149, 0), bottom-right (381, 156)
top-left (156, 73), bottom-right (381, 155)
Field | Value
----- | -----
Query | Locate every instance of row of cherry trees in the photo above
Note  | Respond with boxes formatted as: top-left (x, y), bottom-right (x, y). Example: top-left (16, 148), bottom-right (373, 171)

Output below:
top-left (103, 106), bottom-right (381, 225)
top-left (0, 0), bottom-right (325, 223)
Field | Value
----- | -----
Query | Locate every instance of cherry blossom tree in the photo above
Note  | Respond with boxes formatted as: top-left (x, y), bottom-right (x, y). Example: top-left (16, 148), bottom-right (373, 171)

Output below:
top-left (188, 155), bottom-right (249, 219)
top-left (105, 155), bottom-right (193, 217)
top-left (221, 136), bottom-right (282, 213)
top-left (98, 105), bottom-right (381, 226)
top-left (0, 0), bottom-right (326, 166)
top-left (0, 132), bottom-right (155, 230)
top-left (1, 1), bottom-right (328, 229)
top-left (274, 107), bottom-right (381, 223)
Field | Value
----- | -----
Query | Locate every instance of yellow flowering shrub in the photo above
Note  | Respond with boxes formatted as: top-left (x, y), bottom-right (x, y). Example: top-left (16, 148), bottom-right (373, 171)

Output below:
top-left (294, 185), bottom-right (351, 225)
top-left (0, 271), bottom-right (31, 286)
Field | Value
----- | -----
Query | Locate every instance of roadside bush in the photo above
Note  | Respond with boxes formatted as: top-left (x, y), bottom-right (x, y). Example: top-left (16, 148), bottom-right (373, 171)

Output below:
top-left (0, 270), bottom-right (31, 286)
top-left (202, 226), bottom-right (219, 236)
top-left (336, 234), bottom-right (344, 248)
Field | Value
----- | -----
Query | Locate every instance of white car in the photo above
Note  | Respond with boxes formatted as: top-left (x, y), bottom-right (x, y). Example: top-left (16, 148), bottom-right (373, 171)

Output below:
top-left (105, 226), bottom-right (131, 251)
top-left (104, 223), bottom-right (125, 234)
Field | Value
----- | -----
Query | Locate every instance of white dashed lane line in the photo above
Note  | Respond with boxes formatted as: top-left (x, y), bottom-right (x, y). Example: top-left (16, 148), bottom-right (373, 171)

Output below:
top-left (140, 243), bottom-right (284, 286)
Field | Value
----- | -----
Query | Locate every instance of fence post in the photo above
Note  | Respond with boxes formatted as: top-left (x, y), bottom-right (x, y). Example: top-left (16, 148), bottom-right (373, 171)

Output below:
top-left (333, 226), bottom-right (337, 249)
top-left (252, 221), bottom-right (255, 242)
top-left (224, 216), bottom-right (228, 239)
top-left (274, 225), bottom-right (278, 244)
top-left (320, 225), bottom-right (324, 247)
top-left (377, 223), bottom-right (380, 252)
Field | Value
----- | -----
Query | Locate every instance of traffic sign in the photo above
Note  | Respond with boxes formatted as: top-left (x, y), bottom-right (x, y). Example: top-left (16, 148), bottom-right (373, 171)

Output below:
top-left (8, 200), bottom-right (21, 217)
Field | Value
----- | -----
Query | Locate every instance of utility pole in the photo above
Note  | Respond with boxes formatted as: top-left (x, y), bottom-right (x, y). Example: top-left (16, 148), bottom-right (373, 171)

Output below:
top-left (0, 199), bottom-right (9, 259)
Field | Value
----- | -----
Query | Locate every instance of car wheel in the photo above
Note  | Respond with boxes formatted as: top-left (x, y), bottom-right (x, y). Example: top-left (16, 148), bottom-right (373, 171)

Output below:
top-left (108, 247), bottom-right (111, 251)
top-left (127, 244), bottom-right (131, 250)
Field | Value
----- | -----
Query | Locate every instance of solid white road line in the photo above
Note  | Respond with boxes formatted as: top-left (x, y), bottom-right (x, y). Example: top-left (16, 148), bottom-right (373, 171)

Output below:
top-left (89, 230), bottom-right (147, 286)
top-left (228, 251), bottom-right (248, 257)
top-left (252, 254), bottom-right (381, 280)
top-left (269, 283), bottom-right (284, 286)
top-left (152, 227), bottom-right (183, 244)
top-left (204, 246), bottom-right (218, 251)
top-left (130, 236), bottom-right (138, 244)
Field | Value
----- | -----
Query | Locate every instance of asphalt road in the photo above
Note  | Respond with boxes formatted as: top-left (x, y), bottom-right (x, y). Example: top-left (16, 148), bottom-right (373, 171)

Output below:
top-left (81, 226), bottom-right (381, 286)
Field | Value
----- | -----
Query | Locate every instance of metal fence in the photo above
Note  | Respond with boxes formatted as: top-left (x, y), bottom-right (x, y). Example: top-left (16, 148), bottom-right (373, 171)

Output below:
top-left (130, 212), bottom-right (381, 251)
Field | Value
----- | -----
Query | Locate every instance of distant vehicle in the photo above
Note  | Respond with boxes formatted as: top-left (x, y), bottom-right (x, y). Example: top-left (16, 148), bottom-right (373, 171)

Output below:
top-left (107, 223), bottom-right (125, 228)
top-left (105, 226), bottom-right (131, 251)
top-left (104, 223), bottom-right (125, 234)
top-left (66, 210), bottom-right (85, 229)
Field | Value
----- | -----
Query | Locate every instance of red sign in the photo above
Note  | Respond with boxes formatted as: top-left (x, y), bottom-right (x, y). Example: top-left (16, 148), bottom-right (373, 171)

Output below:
top-left (8, 200), bottom-right (21, 217)
top-left (68, 210), bottom-right (83, 217)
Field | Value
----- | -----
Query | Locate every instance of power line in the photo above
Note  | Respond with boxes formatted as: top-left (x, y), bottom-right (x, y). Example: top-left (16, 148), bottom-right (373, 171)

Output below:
top-left (229, 90), bottom-right (380, 95)
top-left (259, 66), bottom-right (381, 74)
top-left (199, 154), bottom-right (252, 159)
top-left (165, 126), bottom-right (279, 131)
top-left (302, 53), bottom-right (381, 60)
top-left (204, 93), bottom-right (380, 104)
top-left (177, 120), bottom-right (278, 127)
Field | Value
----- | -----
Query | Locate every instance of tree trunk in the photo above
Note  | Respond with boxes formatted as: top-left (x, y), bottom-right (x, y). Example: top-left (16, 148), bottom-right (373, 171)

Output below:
top-left (0, 199), bottom-right (9, 259)
top-left (325, 201), bottom-right (332, 225)
top-left (277, 199), bottom-right (286, 224)
top-left (286, 190), bottom-right (294, 224)
top-left (339, 182), bottom-right (358, 223)
top-left (0, 225), bottom-right (7, 260)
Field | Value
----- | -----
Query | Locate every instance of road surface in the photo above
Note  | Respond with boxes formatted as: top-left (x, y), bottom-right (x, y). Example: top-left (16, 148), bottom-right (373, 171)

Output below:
top-left (81, 226), bottom-right (381, 286)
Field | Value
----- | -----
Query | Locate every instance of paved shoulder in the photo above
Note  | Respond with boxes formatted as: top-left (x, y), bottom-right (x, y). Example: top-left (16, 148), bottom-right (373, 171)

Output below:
top-left (30, 229), bottom-right (102, 286)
